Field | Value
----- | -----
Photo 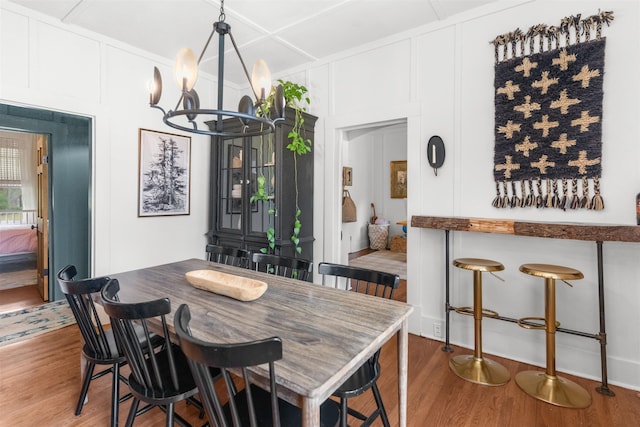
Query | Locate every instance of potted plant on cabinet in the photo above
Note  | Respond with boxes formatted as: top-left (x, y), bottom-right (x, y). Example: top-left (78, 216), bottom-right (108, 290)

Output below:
top-left (251, 79), bottom-right (312, 255)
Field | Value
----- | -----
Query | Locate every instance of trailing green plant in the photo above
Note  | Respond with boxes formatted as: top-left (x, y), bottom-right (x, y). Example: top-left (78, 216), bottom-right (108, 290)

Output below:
top-left (251, 176), bottom-right (276, 254)
top-left (250, 175), bottom-right (269, 203)
top-left (252, 97), bottom-right (276, 253)
top-left (279, 80), bottom-right (311, 255)
top-left (279, 80), bottom-right (312, 156)
top-left (251, 79), bottom-right (312, 255)
top-left (265, 214), bottom-right (276, 253)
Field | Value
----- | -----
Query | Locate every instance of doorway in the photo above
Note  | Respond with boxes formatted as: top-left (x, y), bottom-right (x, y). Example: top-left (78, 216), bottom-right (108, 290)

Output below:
top-left (339, 121), bottom-right (408, 263)
top-left (0, 131), bottom-right (48, 309)
top-left (0, 103), bottom-right (92, 312)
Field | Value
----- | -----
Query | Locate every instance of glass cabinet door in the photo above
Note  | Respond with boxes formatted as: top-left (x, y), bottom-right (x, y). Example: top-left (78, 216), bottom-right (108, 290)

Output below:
top-left (219, 135), bottom-right (274, 237)
top-left (220, 137), bottom-right (244, 231)
top-left (248, 135), bottom-right (274, 237)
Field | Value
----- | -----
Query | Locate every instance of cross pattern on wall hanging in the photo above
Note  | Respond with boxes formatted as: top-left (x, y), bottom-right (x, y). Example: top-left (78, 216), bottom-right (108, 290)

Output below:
top-left (491, 11), bottom-right (614, 210)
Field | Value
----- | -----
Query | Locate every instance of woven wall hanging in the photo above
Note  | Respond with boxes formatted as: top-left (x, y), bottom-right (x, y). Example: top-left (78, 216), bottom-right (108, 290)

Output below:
top-left (491, 11), bottom-right (614, 210)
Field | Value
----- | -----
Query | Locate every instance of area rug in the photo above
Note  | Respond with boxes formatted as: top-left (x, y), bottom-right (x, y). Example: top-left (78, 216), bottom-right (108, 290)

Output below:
top-left (350, 250), bottom-right (407, 280)
top-left (0, 299), bottom-right (75, 347)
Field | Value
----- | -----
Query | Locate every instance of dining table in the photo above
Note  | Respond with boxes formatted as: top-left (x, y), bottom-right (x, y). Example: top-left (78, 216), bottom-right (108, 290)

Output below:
top-left (109, 258), bottom-right (413, 427)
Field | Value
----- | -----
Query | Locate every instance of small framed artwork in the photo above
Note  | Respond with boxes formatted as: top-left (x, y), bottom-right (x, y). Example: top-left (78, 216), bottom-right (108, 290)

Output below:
top-left (343, 166), bottom-right (353, 187)
top-left (138, 128), bottom-right (191, 217)
top-left (390, 160), bottom-right (407, 199)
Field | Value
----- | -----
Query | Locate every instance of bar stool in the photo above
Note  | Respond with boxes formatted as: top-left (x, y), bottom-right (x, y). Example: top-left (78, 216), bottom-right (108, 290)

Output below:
top-left (516, 263), bottom-right (591, 408)
top-left (449, 258), bottom-right (510, 386)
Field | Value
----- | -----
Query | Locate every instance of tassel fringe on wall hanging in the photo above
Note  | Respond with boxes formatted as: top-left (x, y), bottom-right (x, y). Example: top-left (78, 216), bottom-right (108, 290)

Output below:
top-left (491, 10), bottom-right (614, 210)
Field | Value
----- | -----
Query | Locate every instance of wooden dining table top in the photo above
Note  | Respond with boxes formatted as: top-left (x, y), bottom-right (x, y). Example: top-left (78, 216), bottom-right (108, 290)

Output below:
top-left (109, 258), bottom-right (413, 425)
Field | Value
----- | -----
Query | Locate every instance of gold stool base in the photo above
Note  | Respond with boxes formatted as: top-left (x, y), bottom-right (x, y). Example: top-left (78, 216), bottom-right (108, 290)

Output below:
top-left (449, 355), bottom-right (510, 386)
top-left (515, 371), bottom-right (591, 408)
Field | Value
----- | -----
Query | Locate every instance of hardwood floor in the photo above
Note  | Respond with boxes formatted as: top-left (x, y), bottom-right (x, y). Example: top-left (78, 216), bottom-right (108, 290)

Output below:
top-left (0, 284), bottom-right (43, 313)
top-left (1, 324), bottom-right (639, 426)
top-left (0, 267), bottom-right (37, 291)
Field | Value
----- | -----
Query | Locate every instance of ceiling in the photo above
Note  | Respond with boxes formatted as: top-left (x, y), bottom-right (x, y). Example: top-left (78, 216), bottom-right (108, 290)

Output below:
top-left (9, 0), bottom-right (497, 85)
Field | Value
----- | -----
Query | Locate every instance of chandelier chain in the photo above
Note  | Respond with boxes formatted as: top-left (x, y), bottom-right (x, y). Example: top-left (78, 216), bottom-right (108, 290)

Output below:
top-left (219, 0), bottom-right (226, 22)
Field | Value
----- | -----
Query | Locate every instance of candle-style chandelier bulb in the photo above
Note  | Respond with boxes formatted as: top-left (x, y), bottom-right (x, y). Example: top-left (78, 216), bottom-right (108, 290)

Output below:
top-left (174, 48), bottom-right (198, 91)
top-left (149, 66), bottom-right (162, 105)
top-left (251, 59), bottom-right (271, 103)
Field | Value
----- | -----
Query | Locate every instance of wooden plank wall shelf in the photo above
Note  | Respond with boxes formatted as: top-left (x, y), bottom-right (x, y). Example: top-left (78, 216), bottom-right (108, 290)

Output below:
top-left (411, 215), bottom-right (640, 397)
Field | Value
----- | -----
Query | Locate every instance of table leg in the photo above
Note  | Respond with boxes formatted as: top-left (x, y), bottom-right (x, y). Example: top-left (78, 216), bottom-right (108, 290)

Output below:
top-left (398, 318), bottom-right (409, 427)
top-left (301, 397), bottom-right (320, 427)
top-left (443, 230), bottom-right (453, 352)
top-left (595, 241), bottom-right (615, 396)
top-left (80, 352), bottom-right (88, 404)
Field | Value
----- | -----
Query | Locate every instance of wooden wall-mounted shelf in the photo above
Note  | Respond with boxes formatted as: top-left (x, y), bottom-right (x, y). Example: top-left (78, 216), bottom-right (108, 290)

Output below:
top-left (411, 216), bottom-right (640, 243)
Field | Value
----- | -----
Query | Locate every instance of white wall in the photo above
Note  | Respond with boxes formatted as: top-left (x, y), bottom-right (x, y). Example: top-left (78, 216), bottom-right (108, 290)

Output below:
top-left (341, 128), bottom-right (375, 254)
top-left (2, 0), bottom-right (640, 391)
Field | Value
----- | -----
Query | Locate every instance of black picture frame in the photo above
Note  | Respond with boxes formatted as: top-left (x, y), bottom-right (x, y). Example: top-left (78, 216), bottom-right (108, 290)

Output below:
top-left (138, 128), bottom-right (191, 217)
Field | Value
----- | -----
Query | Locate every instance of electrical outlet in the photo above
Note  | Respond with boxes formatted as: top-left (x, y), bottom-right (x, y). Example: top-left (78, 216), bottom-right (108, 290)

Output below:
top-left (433, 322), bottom-right (442, 338)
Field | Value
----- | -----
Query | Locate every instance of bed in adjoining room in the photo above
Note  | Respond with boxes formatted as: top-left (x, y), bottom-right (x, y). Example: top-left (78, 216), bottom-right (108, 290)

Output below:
top-left (0, 132), bottom-right (39, 281)
top-left (0, 224), bottom-right (37, 274)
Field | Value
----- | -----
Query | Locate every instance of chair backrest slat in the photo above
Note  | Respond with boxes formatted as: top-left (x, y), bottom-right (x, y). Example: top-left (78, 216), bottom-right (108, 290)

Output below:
top-left (175, 304), bottom-right (284, 427)
top-left (318, 262), bottom-right (399, 298)
top-left (206, 244), bottom-right (251, 268)
top-left (318, 262), bottom-right (400, 368)
top-left (101, 279), bottom-right (182, 393)
top-left (57, 265), bottom-right (116, 361)
top-left (252, 253), bottom-right (313, 281)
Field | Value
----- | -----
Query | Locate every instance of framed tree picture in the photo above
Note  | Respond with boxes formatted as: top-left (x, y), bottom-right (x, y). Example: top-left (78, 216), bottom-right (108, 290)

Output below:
top-left (390, 160), bottom-right (407, 199)
top-left (138, 128), bottom-right (191, 216)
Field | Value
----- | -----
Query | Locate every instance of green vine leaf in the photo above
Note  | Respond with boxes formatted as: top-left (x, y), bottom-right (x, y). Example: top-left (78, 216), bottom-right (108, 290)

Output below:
top-left (251, 175), bottom-right (269, 203)
top-left (286, 132), bottom-right (312, 155)
top-left (278, 80), bottom-right (310, 110)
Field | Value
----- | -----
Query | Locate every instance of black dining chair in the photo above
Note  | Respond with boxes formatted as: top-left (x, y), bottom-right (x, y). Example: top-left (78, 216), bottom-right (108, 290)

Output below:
top-left (252, 253), bottom-right (313, 281)
top-left (206, 244), bottom-right (251, 268)
top-left (57, 265), bottom-right (136, 427)
top-left (101, 278), bottom-right (211, 427)
top-left (174, 303), bottom-right (340, 427)
top-left (317, 262), bottom-right (400, 427)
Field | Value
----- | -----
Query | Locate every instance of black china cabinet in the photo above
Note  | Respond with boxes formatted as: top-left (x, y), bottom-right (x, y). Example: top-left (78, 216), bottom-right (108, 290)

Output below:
top-left (206, 107), bottom-right (317, 259)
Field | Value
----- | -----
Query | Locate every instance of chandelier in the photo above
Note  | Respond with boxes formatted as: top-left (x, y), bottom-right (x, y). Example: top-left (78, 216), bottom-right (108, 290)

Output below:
top-left (148, 0), bottom-right (284, 138)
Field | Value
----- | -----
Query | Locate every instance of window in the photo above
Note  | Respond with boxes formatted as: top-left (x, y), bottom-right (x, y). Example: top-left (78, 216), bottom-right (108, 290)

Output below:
top-left (0, 133), bottom-right (37, 225)
top-left (0, 138), bottom-right (23, 210)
